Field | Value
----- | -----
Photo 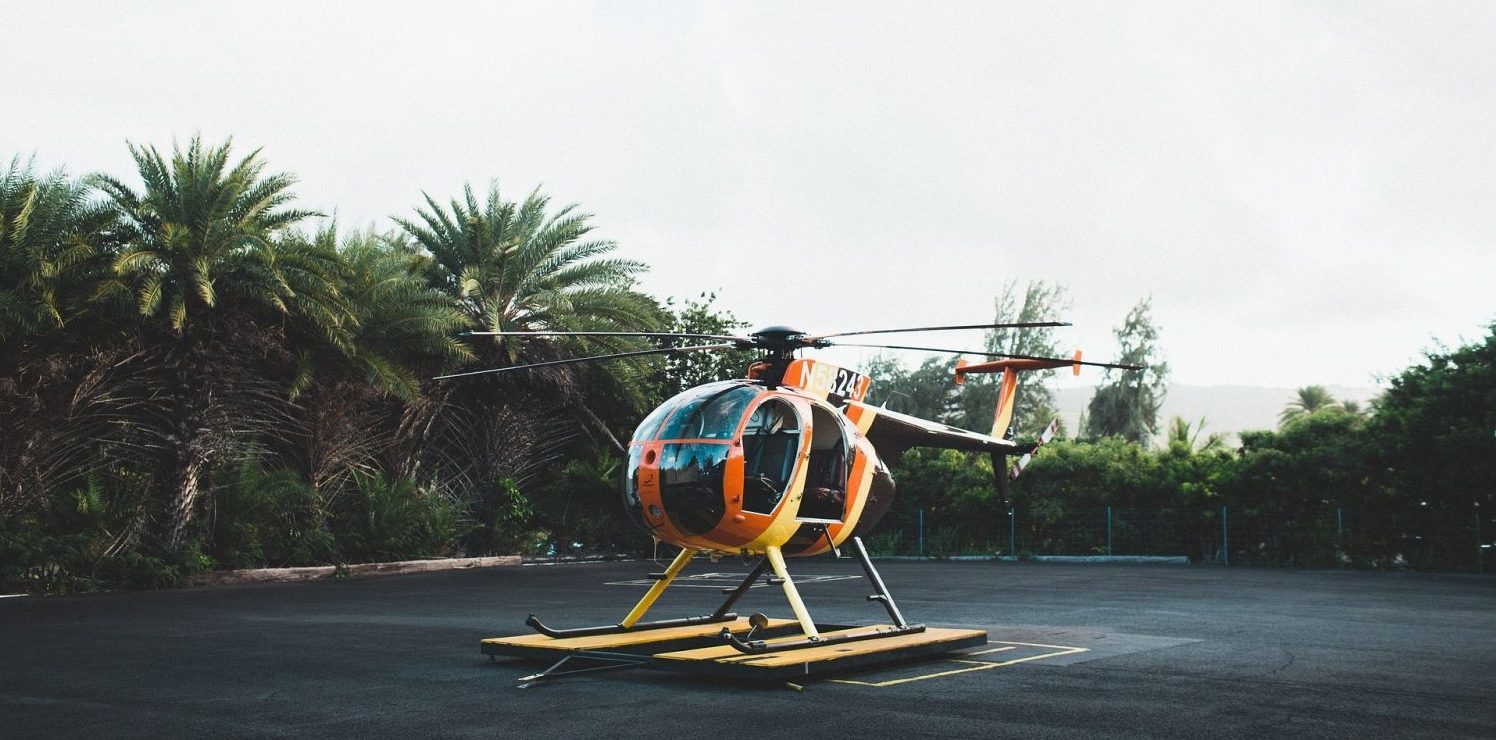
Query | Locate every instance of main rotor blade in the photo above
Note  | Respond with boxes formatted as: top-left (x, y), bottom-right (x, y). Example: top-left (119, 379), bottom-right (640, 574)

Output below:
top-left (464, 330), bottom-right (747, 342)
top-left (810, 321), bottom-right (1070, 341)
top-left (831, 342), bottom-right (1144, 371)
top-left (433, 343), bottom-right (739, 381)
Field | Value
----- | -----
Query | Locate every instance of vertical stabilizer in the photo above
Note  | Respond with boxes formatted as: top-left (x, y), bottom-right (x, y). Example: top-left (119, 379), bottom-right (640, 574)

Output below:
top-left (991, 367), bottom-right (1019, 439)
top-left (954, 353), bottom-right (1084, 441)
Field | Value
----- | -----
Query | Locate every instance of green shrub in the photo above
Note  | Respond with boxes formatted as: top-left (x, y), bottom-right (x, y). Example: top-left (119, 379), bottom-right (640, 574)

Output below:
top-left (211, 460), bottom-right (335, 568)
top-left (459, 477), bottom-right (533, 556)
top-left (864, 530), bottom-right (906, 556)
top-left (333, 473), bottom-right (460, 562)
top-left (0, 471), bottom-right (178, 593)
top-left (925, 526), bottom-right (964, 558)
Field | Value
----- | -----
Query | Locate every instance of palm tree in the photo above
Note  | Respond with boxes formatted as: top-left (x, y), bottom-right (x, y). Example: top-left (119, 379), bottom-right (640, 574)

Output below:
top-left (92, 137), bottom-right (355, 549)
top-left (1167, 416), bottom-right (1225, 452)
top-left (300, 226), bottom-right (470, 400)
top-left (396, 183), bottom-right (662, 359)
top-left (267, 227), bottom-right (473, 495)
top-left (1280, 385), bottom-right (1338, 427)
top-left (394, 183), bottom-right (664, 552)
top-left (396, 182), bottom-right (665, 432)
top-left (0, 158), bottom-right (115, 344)
top-left (93, 139), bottom-right (349, 341)
top-left (399, 179), bottom-right (664, 352)
top-left (0, 160), bottom-right (123, 519)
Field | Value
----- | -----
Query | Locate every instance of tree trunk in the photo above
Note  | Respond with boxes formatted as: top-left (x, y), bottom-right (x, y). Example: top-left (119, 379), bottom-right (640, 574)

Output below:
top-left (166, 449), bottom-right (208, 551)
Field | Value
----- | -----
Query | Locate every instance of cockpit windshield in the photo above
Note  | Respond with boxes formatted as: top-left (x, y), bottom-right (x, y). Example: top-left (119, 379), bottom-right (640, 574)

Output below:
top-left (657, 384), bottom-right (758, 441)
top-left (633, 381), bottom-right (756, 444)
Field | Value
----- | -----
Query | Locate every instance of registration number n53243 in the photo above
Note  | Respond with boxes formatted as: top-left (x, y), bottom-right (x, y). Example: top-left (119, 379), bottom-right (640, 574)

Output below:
top-left (784, 359), bottom-right (871, 403)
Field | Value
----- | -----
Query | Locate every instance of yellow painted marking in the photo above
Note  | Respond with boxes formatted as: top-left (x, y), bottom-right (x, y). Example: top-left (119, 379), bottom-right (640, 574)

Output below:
top-left (829, 641), bottom-right (1088, 688)
top-left (846, 402), bottom-right (878, 435)
top-left (962, 645), bottom-right (1017, 657)
top-left (742, 431), bottom-right (811, 551)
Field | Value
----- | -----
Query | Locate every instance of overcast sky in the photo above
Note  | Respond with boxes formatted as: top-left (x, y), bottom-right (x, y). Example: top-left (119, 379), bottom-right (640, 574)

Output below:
top-left (4, 1), bottom-right (1491, 388)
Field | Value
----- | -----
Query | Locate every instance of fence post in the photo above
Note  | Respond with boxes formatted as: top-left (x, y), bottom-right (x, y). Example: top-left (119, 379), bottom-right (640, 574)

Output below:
top-left (1106, 506), bottom-right (1113, 557)
top-left (1009, 506), bottom-right (1017, 559)
top-left (1337, 508), bottom-right (1343, 536)
top-left (1221, 505), bottom-right (1230, 567)
top-left (918, 508), bottom-right (925, 559)
top-left (1477, 512), bottom-right (1483, 575)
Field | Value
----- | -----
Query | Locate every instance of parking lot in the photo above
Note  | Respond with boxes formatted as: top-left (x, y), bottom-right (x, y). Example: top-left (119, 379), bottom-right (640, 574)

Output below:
top-left (4, 559), bottom-right (1494, 737)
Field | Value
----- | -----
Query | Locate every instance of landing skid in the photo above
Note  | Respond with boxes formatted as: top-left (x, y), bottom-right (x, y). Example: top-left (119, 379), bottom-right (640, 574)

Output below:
top-left (482, 536), bottom-right (986, 686)
top-left (522, 554), bottom-right (772, 639)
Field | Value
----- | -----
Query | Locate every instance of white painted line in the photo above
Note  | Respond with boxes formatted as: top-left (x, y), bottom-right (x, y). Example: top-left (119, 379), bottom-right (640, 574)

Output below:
top-left (0, 594), bottom-right (29, 599)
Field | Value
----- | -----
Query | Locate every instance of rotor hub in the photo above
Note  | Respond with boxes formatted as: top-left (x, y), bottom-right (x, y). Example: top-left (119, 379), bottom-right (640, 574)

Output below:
top-left (748, 325), bottom-right (828, 358)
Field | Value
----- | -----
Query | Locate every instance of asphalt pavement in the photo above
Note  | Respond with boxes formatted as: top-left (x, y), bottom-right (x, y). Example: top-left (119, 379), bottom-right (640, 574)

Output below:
top-left (3, 559), bottom-right (1493, 738)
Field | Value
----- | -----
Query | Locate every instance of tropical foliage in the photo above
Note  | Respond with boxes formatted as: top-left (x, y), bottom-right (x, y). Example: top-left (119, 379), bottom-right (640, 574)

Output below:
top-left (1279, 385), bottom-right (1339, 426)
top-left (1086, 297), bottom-right (1169, 445)
top-left (0, 140), bottom-right (670, 592)
top-left (959, 280), bottom-right (1069, 437)
top-left (2, 139), bottom-right (1490, 592)
top-left (871, 326), bottom-right (1494, 571)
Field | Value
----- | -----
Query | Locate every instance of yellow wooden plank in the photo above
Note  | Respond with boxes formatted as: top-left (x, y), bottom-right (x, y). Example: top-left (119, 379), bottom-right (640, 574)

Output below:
top-left (746, 628), bottom-right (985, 667)
top-left (654, 625), bottom-right (889, 662)
top-left (653, 626), bottom-right (986, 667)
top-left (726, 627), bottom-right (985, 667)
top-left (482, 617), bottom-right (798, 652)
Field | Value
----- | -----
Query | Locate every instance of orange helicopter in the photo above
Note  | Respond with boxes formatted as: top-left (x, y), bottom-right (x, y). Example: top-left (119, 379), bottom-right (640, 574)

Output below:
top-left (441, 322), bottom-right (1139, 654)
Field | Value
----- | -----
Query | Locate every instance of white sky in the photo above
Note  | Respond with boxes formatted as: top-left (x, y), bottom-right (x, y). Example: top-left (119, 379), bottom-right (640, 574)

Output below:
top-left (3, 1), bottom-right (1492, 388)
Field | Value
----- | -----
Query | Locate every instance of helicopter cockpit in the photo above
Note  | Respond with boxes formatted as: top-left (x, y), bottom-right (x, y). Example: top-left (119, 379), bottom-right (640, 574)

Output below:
top-left (624, 380), bottom-right (851, 542)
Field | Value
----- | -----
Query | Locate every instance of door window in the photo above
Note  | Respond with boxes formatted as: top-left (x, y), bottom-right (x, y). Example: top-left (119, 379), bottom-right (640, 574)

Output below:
top-left (741, 399), bottom-right (801, 515)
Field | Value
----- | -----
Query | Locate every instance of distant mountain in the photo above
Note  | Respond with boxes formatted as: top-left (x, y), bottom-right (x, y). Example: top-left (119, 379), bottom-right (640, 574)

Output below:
top-left (1052, 384), bottom-right (1382, 444)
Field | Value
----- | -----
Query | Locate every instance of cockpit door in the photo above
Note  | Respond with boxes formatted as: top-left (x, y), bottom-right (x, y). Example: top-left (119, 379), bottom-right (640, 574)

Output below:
top-left (740, 397), bottom-right (801, 516)
top-left (798, 403), bottom-right (851, 522)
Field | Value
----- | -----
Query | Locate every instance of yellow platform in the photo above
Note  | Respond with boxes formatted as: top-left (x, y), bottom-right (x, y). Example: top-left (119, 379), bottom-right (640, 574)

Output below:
top-left (653, 625), bottom-right (988, 681)
top-left (483, 619), bottom-right (988, 682)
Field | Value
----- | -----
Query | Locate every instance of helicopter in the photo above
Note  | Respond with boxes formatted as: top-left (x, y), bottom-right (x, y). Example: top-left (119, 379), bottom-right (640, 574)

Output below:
top-left (442, 321), bottom-right (1140, 655)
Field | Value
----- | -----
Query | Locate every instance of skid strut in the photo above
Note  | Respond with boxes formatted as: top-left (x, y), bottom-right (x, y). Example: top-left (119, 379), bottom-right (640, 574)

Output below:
top-left (722, 536), bottom-right (924, 654)
top-left (516, 652), bottom-right (653, 689)
top-left (521, 536), bottom-right (927, 657)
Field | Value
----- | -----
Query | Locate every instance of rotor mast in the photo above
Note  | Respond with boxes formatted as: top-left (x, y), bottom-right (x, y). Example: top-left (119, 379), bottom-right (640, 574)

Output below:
top-left (741, 326), bottom-right (827, 387)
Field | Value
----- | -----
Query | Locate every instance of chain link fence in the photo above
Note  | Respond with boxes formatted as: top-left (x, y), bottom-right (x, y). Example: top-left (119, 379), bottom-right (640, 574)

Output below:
top-left (867, 505), bottom-right (1496, 573)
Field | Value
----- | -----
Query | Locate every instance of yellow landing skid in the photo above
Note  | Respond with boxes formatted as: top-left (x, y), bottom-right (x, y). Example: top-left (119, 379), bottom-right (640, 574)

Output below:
top-left (482, 618), bottom-right (987, 685)
top-left (481, 617), bottom-right (802, 661)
